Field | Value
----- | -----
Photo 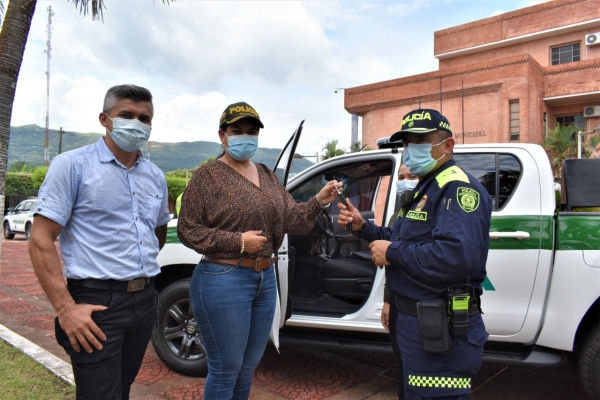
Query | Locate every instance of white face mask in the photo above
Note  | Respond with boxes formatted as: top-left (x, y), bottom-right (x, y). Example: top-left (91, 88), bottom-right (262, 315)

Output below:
top-left (397, 179), bottom-right (418, 197)
top-left (106, 116), bottom-right (152, 152)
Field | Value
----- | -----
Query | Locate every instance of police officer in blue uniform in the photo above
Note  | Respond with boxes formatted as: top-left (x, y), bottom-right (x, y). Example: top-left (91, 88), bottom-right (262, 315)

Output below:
top-left (338, 109), bottom-right (492, 400)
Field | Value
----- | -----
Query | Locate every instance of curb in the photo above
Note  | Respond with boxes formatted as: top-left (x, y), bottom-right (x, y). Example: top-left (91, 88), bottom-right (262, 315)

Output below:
top-left (0, 323), bottom-right (74, 385)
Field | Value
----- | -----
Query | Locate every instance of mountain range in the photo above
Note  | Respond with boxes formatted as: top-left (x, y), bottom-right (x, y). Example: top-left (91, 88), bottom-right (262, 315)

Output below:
top-left (8, 125), bottom-right (314, 174)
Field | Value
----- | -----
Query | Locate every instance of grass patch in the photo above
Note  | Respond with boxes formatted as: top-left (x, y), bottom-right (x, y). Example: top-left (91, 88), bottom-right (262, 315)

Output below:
top-left (0, 339), bottom-right (75, 400)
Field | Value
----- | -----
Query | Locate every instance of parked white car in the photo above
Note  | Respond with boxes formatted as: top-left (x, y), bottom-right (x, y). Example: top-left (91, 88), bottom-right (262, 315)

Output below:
top-left (3, 198), bottom-right (37, 240)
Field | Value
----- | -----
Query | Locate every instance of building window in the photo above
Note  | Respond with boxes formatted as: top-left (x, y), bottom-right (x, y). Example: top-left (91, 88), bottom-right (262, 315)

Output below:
top-left (551, 43), bottom-right (580, 65)
top-left (556, 115), bottom-right (584, 131)
top-left (510, 101), bottom-right (520, 141)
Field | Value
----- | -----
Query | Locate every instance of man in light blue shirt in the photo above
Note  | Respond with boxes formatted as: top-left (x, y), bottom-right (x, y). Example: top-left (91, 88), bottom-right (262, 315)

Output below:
top-left (29, 84), bottom-right (170, 400)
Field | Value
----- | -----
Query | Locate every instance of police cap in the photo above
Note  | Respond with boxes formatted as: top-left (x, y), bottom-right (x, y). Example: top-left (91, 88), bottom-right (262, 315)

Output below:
top-left (390, 108), bottom-right (452, 142)
top-left (220, 101), bottom-right (264, 129)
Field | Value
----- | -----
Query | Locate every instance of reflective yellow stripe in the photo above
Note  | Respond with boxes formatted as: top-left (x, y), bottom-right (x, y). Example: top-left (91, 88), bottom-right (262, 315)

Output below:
top-left (408, 375), bottom-right (471, 388)
top-left (436, 166), bottom-right (469, 188)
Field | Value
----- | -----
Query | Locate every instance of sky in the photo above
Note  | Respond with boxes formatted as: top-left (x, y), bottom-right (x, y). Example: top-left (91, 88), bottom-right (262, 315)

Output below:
top-left (7, 0), bottom-right (549, 159)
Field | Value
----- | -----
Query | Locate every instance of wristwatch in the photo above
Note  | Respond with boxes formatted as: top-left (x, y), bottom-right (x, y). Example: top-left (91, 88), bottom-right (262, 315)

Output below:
top-left (352, 220), bottom-right (367, 237)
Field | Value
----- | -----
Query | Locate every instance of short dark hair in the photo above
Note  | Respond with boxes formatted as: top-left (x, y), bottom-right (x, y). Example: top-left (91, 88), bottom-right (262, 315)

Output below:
top-left (103, 84), bottom-right (153, 114)
top-left (434, 129), bottom-right (452, 141)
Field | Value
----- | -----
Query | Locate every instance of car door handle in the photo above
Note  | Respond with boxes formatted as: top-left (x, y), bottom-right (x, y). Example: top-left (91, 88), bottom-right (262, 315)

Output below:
top-left (489, 231), bottom-right (530, 240)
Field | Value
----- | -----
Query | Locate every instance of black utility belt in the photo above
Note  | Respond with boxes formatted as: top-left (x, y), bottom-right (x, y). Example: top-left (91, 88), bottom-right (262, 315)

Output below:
top-left (393, 295), bottom-right (480, 318)
top-left (67, 277), bottom-right (154, 292)
top-left (394, 293), bottom-right (480, 355)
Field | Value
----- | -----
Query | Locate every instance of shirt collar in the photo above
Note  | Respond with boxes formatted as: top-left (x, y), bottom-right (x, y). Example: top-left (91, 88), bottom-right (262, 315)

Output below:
top-left (97, 137), bottom-right (145, 166)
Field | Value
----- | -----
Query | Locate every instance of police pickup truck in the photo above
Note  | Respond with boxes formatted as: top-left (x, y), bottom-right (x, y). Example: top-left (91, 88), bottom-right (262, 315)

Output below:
top-left (151, 122), bottom-right (600, 399)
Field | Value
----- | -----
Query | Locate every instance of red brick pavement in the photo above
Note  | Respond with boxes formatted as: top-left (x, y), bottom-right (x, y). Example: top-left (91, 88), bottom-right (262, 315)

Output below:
top-left (2, 237), bottom-right (589, 400)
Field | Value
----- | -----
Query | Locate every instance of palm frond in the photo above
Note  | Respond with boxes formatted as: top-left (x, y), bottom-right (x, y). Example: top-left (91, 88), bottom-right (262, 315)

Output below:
top-left (70, 0), bottom-right (106, 21)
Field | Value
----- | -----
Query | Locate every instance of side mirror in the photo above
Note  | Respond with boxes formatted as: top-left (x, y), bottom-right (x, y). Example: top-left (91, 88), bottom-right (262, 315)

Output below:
top-left (5, 207), bottom-right (13, 215)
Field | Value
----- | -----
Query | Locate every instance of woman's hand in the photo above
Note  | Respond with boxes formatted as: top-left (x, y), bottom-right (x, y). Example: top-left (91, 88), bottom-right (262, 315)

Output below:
top-left (243, 230), bottom-right (268, 254)
top-left (315, 180), bottom-right (342, 206)
top-left (337, 198), bottom-right (364, 232)
top-left (381, 302), bottom-right (390, 331)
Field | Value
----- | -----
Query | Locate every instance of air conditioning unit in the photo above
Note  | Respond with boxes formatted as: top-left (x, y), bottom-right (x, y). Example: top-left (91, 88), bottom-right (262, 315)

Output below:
top-left (586, 33), bottom-right (600, 46)
top-left (584, 106), bottom-right (600, 118)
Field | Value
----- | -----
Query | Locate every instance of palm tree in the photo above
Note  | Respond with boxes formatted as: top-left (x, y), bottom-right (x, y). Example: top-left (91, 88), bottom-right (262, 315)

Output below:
top-left (322, 140), bottom-right (346, 160)
top-left (542, 123), bottom-right (581, 178)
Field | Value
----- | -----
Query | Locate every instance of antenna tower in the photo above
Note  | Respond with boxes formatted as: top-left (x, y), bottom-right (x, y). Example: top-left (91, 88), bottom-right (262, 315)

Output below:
top-left (44, 6), bottom-right (55, 166)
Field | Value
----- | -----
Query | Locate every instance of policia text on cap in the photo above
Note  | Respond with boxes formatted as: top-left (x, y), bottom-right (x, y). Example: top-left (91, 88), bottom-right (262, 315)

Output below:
top-left (337, 109), bottom-right (492, 400)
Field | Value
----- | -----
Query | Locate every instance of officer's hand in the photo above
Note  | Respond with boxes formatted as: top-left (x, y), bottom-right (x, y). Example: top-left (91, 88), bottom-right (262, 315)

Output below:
top-left (337, 199), bottom-right (364, 232)
top-left (381, 302), bottom-right (390, 331)
top-left (58, 304), bottom-right (107, 353)
top-left (243, 230), bottom-right (268, 253)
top-left (369, 240), bottom-right (391, 266)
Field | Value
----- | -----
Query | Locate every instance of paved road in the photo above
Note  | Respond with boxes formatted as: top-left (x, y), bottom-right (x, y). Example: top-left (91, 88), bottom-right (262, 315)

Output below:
top-left (0, 237), bottom-right (590, 399)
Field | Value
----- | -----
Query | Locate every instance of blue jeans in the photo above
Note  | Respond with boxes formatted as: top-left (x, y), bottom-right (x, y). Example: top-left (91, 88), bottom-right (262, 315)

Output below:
top-left (190, 260), bottom-right (277, 400)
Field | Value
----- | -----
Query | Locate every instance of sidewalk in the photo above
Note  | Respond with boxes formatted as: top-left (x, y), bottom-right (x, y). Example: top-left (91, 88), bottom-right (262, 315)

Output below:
top-left (0, 237), bottom-right (590, 399)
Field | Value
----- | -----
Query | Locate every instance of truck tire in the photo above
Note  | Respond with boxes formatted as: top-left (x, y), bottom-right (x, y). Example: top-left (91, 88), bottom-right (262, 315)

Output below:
top-left (579, 322), bottom-right (600, 399)
top-left (151, 279), bottom-right (207, 377)
top-left (25, 223), bottom-right (32, 240)
top-left (3, 222), bottom-right (14, 240)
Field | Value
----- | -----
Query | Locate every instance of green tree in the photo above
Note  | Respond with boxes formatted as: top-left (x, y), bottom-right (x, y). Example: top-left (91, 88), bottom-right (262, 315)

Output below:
top-left (322, 140), bottom-right (346, 160)
top-left (542, 123), bottom-right (581, 177)
top-left (165, 169), bottom-right (189, 179)
top-left (31, 166), bottom-right (48, 190)
top-left (165, 176), bottom-right (186, 200)
top-left (5, 172), bottom-right (36, 196)
top-left (200, 157), bottom-right (216, 166)
top-left (9, 161), bottom-right (36, 173)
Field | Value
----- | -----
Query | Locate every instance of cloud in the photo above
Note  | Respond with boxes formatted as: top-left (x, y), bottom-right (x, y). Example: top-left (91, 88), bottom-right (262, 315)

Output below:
top-left (490, 10), bottom-right (504, 17)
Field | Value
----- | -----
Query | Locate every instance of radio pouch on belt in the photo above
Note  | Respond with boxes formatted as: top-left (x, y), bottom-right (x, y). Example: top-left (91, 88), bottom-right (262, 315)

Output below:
top-left (416, 298), bottom-right (452, 354)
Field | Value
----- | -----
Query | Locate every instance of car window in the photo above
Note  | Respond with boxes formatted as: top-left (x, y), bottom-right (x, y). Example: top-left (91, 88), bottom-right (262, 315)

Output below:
top-left (22, 201), bottom-right (33, 212)
top-left (290, 160), bottom-right (394, 217)
top-left (454, 153), bottom-right (522, 211)
top-left (14, 202), bottom-right (25, 211)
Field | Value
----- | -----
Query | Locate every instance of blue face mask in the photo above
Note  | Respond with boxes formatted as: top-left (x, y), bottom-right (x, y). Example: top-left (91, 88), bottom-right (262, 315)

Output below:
top-left (226, 134), bottom-right (258, 161)
top-left (397, 179), bottom-right (418, 197)
top-left (402, 139), bottom-right (447, 177)
top-left (107, 116), bottom-right (152, 153)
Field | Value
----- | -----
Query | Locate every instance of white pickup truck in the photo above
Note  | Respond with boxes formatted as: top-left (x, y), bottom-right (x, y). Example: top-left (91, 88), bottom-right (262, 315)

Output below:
top-left (151, 122), bottom-right (600, 399)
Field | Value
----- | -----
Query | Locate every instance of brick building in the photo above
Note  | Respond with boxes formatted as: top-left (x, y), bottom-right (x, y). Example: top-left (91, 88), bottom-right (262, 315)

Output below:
top-left (345, 0), bottom-right (600, 148)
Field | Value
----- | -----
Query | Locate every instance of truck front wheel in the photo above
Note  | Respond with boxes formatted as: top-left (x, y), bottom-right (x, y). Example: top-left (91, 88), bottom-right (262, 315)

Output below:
top-left (151, 279), bottom-right (207, 377)
top-left (580, 322), bottom-right (600, 399)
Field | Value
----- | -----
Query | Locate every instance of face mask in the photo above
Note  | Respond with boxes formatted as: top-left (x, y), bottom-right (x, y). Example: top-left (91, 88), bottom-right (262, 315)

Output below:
top-left (397, 179), bottom-right (418, 197)
top-left (225, 134), bottom-right (258, 161)
top-left (106, 116), bottom-right (152, 153)
top-left (402, 139), bottom-right (447, 177)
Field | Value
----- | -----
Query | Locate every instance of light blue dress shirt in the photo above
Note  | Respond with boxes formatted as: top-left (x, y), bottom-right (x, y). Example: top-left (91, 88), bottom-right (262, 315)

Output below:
top-left (35, 138), bottom-right (171, 280)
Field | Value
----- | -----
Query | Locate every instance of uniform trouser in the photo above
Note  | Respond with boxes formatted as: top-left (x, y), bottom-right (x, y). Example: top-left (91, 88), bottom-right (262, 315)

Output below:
top-left (389, 300), bottom-right (405, 399)
top-left (396, 312), bottom-right (488, 400)
top-left (55, 282), bottom-right (156, 400)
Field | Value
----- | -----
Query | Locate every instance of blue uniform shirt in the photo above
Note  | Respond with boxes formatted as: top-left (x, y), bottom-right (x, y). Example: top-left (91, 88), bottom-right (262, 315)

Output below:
top-left (362, 160), bottom-right (492, 301)
top-left (35, 138), bottom-right (171, 280)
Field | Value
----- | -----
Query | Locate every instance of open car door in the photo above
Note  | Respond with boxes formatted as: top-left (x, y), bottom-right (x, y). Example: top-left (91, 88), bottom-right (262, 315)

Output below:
top-left (270, 121), bottom-right (304, 346)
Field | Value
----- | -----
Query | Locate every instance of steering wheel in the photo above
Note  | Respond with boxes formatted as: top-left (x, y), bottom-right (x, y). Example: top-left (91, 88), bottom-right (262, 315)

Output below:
top-left (313, 208), bottom-right (334, 238)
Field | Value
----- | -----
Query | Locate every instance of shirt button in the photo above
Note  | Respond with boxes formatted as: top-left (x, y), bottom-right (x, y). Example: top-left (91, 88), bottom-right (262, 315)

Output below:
top-left (132, 192), bottom-right (135, 195)
top-left (140, 241), bottom-right (142, 245)
top-left (141, 266), bottom-right (144, 270)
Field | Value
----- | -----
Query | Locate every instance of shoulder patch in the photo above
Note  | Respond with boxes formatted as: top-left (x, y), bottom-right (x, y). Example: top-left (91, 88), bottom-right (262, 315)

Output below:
top-left (436, 166), bottom-right (469, 188)
top-left (456, 187), bottom-right (480, 213)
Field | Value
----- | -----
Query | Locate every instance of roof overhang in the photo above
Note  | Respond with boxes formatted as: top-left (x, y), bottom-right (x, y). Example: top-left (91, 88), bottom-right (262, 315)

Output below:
top-left (436, 18), bottom-right (600, 60)
top-left (544, 91), bottom-right (600, 107)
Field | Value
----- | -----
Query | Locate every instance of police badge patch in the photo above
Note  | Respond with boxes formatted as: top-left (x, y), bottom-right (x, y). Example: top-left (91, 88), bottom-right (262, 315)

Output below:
top-left (456, 187), bottom-right (480, 213)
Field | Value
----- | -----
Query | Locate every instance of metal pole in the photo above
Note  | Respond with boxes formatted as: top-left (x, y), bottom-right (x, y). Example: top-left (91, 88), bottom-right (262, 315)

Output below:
top-left (44, 6), bottom-right (55, 167)
top-left (58, 127), bottom-right (62, 155)
top-left (461, 80), bottom-right (465, 144)
top-left (578, 132), bottom-right (582, 159)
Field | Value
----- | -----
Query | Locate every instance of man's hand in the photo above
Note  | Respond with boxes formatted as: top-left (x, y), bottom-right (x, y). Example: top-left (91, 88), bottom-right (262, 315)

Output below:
top-left (369, 240), bottom-right (391, 266)
top-left (381, 302), bottom-right (390, 331)
top-left (58, 304), bottom-right (107, 353)
top-left (243, 230), bottom-right (268, 253)
top-left (337, 199), bottom-right (364, 232)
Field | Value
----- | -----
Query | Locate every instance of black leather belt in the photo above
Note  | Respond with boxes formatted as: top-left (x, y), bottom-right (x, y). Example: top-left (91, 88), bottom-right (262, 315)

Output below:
top-left (67, 277), bottom-right (154, 292)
